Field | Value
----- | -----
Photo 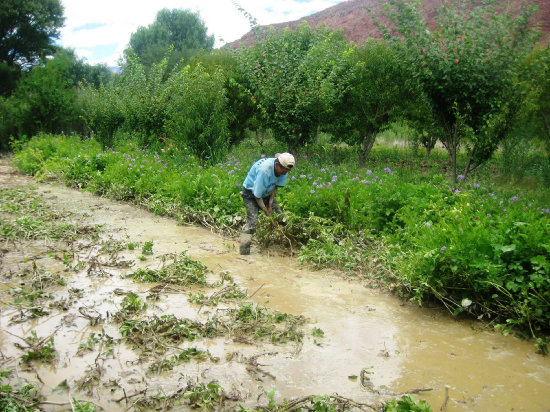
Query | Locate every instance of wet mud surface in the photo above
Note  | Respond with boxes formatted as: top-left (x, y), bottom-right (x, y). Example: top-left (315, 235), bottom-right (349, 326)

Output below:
top-left (1, 158), bottom-right (549, 411)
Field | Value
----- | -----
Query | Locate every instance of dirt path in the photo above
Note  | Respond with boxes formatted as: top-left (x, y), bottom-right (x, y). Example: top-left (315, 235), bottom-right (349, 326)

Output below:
top-left (1, 157), bottom-right (549, 411)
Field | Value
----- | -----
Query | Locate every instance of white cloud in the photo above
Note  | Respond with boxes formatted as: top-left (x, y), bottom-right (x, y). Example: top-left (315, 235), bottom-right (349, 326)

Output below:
top-left (59, 0), bottom-right (345, 66)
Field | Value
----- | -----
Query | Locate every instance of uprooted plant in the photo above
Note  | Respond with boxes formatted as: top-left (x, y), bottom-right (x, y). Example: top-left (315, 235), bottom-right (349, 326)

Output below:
top-left (130, 252), bottom-right (208, 286)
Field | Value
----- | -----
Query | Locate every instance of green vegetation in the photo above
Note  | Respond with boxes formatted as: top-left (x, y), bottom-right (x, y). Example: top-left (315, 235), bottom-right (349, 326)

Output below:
top-left (130, 252), bottom-right (208, 285)
top-left (0, 369), bottom-right (41, 412)
top-left (12, 132), bottom-right (550, 352)
top-left (0, 186), bottom-right (78, 241)
top-left (1, 0), bottom-right (549, 371)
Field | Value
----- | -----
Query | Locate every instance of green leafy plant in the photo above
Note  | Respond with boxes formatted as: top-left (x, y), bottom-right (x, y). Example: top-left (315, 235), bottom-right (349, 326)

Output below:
top-left (382, 395), bottom-right (432, 412)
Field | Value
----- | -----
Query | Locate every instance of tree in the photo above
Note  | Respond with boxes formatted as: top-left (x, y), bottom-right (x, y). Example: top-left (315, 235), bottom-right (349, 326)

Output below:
top-left (0, 0), bottom-right (64, 95)
top-left (124, 8), bottom-right (214, 71)
top-left (516, 45), bottom-right (550, 171)
top-left (1, 49), bottom-right (83, 148)
top-left (379, 0), bottom-right (538, 183)
top-left (329, 39), bottom-right (420, 165)
top-left (163, 64), bottom-right (230, 162)
top-left (238, 23), bottom-right (353, 153)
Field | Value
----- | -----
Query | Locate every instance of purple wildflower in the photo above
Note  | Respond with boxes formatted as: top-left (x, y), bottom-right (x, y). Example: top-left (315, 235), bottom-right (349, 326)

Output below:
top-left (291, 176), bottom-right (296, 180)
top-left (364, 180), bottom-right (371, 184)
top-left (384, 167), bottom-right (392, 174)
top-left (510, 196), bottom-right (518, 202)
top-left (261, 154), bottom-right (266, 158)
top-left (310, 189), bottom-right (315, 194)
top-left (473, 183), bottom-right (480, 188)
top-left (425, 222), bottom-right (431, 227)
top-left (300, 174), bottom-right (306, 179)
top-left (227, 199), bottom-right (231, 204)
top-left (458, 174), bottom-right (465, 180)
top-left (366, 170), bottom-right (373, 175)
top-left (332, 175), bottom-right (337, 182)
top-left (440, 246), bottom-right (446, 252)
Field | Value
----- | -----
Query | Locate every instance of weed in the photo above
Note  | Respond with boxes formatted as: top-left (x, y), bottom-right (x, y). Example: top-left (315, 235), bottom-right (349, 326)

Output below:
top-left (75, 364), bottom-right (104, 395)
top-left (72, 397), bottom-right (97, 412)
top-left (382, 395), bottom-right (432, 411)
top-left (113, 292), bottom-right (147, 322)
top-left (312, 327), bottom-right (325, 338)
top-left (149, 347), bottom-right (209, 373)
top-left (0, 186), bottom-right (79, 241)
top-left (77, 329), bottom-right (114, 357)
top-left (17, 331), bottom-right (57, 363)
top-left (131, 252), bottom-right (208, 285)
top-left (183, 381), bottom-right (223, 410)
top-left (188, 284), bottom-right (247, 307)
top-left (0, 370), bottom-right (41, 411)
top-left (224, 303), bottom-right (305, 343)
top-left (120, 315), bottom-right (219, 355)
top-left (142, 240), bottom-right (154, 255)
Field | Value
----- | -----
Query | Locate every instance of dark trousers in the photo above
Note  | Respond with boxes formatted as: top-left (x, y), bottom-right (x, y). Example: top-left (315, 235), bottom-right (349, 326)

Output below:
top-left (241, 189), bottom-right (282, 234)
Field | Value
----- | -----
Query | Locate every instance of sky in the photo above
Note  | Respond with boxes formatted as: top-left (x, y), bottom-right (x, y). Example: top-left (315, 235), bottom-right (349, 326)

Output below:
top-left (59, 0), bottom-right (347, 67)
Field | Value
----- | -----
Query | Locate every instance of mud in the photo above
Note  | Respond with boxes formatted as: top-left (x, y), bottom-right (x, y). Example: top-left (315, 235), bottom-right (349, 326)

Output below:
top-left (1, 158), bottom-right (549, 411)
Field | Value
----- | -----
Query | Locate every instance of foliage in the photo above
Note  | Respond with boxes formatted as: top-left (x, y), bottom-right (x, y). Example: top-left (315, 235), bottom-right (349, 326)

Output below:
top-left (378, 0), bottom-right (538, 183)
top-left (237, 23), bottom-right (353, 151)
top-left (12, 134), bottom-right (550, 348)
top-left (72, 398), bottom-right (96, 412)
top-left (164, 63), bottom-right (230, 161)
top-left (515, 44), bottom-right (550, 181)
top-left (383, 395), bottom-right (432, 412)
top-left (183, 381), bottom-right (223, 409)
top-left (0, 0), bottom-right (64, 80)
top-left (131, 252), bottom-right (208, 285)
top-left (124, 8), bottom-right (214, 72)
top-left (0, 370), bottom-right (41, 412)
top-left (329, 39), bottom-right (421, 165)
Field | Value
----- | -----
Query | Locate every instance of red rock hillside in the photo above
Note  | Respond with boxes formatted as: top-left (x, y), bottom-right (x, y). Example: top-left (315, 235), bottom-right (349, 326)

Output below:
top-left (229, 0), bottom-right (549, 47)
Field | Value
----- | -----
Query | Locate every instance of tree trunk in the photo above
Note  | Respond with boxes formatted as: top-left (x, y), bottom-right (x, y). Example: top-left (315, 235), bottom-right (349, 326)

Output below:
top-left (359, 132), bottom-right (376, 167)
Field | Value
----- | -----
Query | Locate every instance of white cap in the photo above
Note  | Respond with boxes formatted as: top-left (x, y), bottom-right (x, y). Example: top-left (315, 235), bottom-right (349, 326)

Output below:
top-left (277, 152), bottom-right (295, 169)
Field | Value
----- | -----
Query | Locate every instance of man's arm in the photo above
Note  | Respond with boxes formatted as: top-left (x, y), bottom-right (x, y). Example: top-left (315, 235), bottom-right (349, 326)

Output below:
top-left (255, 197), bottom-right (271, 216)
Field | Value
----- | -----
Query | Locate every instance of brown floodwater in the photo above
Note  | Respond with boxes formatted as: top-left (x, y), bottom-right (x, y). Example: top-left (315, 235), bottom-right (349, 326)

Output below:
top-left (0, 159), bottom-right (549, 411)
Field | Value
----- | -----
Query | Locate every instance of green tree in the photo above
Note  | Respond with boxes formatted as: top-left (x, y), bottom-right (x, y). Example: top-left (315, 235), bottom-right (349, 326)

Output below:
top-left (516, 45), bottom-right (550, 172)
top-left (0, 0), bottom-right (64, 94)
top-left (124, 8), bottom-right (214, 71)
top-left (329, 39), bottom-right (419, 165)
top-left (1, 49), bottom-right (83, 148)
top-left (190, 49), bottom-right (257, 147)
top-left (238, 23), bottom-right (353, 153)
top-left (163, 63), bottom-right (230, 161)
top-left (378, 0), bottom-right (538, 183)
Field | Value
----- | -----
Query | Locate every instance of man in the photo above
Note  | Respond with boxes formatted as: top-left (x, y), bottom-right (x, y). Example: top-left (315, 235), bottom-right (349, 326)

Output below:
top-left (239, 152), bottom-right (295, 255)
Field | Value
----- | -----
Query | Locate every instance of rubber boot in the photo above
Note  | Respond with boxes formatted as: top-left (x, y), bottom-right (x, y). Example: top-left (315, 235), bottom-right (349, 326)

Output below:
top-left (239, 233), bottom-right (252, 255)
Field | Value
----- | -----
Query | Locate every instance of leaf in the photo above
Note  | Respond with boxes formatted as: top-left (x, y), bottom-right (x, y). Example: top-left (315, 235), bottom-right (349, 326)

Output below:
top-left (499, 244), bottom-right (516, 253)
top-left (461, 298), bottom-right (472, 308)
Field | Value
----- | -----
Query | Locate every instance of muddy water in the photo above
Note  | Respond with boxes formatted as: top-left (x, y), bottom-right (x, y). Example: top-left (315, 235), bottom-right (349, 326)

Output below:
top-left (1, 159), bottom-right (549, 411)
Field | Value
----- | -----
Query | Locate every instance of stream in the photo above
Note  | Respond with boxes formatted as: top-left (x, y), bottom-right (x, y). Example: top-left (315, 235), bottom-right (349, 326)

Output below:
top-left (0, 158), bottom-right (549, 411)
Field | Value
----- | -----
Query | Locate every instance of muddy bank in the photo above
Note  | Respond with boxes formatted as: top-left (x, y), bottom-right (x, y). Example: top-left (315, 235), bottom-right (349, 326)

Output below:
top-left (1, 158), bottom-right (549, 411)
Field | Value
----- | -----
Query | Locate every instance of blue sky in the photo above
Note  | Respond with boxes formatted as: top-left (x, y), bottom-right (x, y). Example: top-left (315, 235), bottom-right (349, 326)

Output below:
top-left (59, 0), bottom-right (346, 67)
